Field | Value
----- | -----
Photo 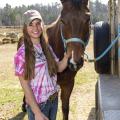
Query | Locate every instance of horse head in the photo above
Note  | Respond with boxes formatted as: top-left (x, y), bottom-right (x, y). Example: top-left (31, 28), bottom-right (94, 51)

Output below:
top-left (60, 0), bottom-right (90, 71)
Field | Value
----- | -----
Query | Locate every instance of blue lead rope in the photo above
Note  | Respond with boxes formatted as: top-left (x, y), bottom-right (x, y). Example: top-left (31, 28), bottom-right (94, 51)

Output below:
top-left (85, 34), bottom-right (120, 62)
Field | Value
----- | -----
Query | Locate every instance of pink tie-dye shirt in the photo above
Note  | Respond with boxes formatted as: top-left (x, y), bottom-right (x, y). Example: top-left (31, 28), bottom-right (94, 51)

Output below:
top-left (14, 43), bottom-right (59, 104)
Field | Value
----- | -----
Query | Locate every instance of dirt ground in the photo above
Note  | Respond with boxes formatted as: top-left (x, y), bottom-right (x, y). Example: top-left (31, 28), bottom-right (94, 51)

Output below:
top-left (69, 81), bottom-right (96, 120)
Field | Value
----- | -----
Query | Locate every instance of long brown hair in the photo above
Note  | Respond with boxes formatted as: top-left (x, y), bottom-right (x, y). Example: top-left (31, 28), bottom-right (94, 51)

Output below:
top-left (17, 24), bottom-right (58, 80)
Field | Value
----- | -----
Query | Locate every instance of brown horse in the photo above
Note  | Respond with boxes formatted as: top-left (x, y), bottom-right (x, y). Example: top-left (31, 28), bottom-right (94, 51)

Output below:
top-left (46, 0), bottom-right (90, 119)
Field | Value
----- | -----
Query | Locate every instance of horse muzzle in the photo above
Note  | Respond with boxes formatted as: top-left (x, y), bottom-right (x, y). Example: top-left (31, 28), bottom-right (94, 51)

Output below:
top-left (68, 57), bottom-right (84, 71)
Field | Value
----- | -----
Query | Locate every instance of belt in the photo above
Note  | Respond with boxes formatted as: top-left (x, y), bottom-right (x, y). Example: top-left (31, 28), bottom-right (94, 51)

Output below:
top-left (48, 92), bottom-right (58, 102)
top-left (38, 92), bottom-right (58, 106)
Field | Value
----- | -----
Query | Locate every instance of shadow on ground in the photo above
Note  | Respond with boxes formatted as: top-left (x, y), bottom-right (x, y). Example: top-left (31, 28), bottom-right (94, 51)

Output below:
top-left (8, 112), bottom-right (26, 120)
top-left (87, 107), bottom-right (95, 120)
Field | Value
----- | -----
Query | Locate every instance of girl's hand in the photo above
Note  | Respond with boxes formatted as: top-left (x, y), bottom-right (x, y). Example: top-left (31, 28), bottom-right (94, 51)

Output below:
top-left (64, 52), bottom-right (71, 60)
top-left (35, 112), bottom-right (49, 120)
top-left (57, 51), bottom-right (72, 72)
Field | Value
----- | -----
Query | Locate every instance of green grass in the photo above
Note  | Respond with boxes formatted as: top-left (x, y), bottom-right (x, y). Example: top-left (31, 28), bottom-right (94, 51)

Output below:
top-left (0, 88), bottom-right (23, 105)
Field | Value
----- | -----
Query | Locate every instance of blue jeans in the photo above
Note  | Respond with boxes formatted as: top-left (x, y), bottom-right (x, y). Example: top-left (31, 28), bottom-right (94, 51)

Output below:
top-left (27, 96), bottom-right (58, 120)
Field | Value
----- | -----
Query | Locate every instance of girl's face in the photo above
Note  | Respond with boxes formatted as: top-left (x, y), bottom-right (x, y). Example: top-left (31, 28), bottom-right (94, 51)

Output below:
top-left (27, 19), bottom-right (43, 43)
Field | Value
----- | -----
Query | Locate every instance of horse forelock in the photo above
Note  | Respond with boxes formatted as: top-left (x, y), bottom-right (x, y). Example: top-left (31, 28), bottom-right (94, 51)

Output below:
top-left (61, 0), bottom-right (88, 9)
top-left (71, 0), bottom-right (83, 8)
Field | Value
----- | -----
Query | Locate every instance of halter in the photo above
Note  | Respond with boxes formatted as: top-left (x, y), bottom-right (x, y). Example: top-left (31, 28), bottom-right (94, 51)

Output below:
top-left (60, 24), bottom-right (88, 52)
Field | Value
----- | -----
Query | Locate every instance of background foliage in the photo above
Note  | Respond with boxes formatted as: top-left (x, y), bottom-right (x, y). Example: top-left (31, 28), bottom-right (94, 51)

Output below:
top-left (0, 0), bottom-right (108, 26)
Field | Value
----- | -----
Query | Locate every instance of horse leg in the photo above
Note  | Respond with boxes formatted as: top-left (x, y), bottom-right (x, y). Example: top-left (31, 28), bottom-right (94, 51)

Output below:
top-left (60, 81), bottom-right (74, 120)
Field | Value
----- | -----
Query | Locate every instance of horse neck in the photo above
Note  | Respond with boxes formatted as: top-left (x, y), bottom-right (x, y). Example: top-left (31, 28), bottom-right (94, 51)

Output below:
top-left (47, 21), bottom-right (64, 60)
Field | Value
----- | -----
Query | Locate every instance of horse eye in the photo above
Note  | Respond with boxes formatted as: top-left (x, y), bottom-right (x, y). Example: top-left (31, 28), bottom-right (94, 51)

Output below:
top-left (85, 18), bottom-right (90, 24)
top-left (85, 15), bottom-right (90, 24)
top-left (61, 19), bottom-right (65, 24)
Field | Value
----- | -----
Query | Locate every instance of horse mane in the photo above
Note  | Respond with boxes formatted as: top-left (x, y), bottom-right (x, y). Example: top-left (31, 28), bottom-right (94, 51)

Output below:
top-left (46, 15), bottom-right (60, 29)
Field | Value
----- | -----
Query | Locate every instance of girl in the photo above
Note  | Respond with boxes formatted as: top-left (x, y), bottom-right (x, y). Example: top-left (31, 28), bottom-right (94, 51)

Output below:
top-left (14, 10), bottom-right (70, 120)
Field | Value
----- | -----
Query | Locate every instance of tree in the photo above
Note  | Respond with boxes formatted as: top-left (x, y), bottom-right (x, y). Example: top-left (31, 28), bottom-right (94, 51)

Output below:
top-left (90, 1), bottom-right (108, 24)
top-left (0, 2), bottom-right (108, 26)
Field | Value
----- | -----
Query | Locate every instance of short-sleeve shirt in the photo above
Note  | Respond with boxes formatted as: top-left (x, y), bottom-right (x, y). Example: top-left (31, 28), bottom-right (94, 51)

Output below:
top-left (14, 43), bottom-right (60, 104)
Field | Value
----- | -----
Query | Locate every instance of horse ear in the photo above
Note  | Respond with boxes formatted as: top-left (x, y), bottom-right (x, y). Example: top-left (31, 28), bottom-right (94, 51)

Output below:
top-left (71, 0), bottom-right (89, 6)
top-left (60, 0), bottom-right (67, 4)
top-left (60, 0), bottom-right (89, 7)
top-left (83, 0), bottom-right (89, 6)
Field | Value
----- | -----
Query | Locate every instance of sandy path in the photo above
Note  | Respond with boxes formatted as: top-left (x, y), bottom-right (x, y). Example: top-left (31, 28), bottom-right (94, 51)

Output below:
top-left (69, 81), bottom-right (96, 120)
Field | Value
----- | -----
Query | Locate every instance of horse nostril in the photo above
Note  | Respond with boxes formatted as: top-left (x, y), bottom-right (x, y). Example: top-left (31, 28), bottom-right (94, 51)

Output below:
top-left (67, 57), bottom-right (84, 71)
top-left (68, 58), bottom-right (77, 71)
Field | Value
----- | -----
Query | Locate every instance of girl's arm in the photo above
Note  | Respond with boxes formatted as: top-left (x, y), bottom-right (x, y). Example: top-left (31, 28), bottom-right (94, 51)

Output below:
top-left (19, 76), bottom-right (48, 120)
top-left (57, 53), bottom-right (69, 72)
